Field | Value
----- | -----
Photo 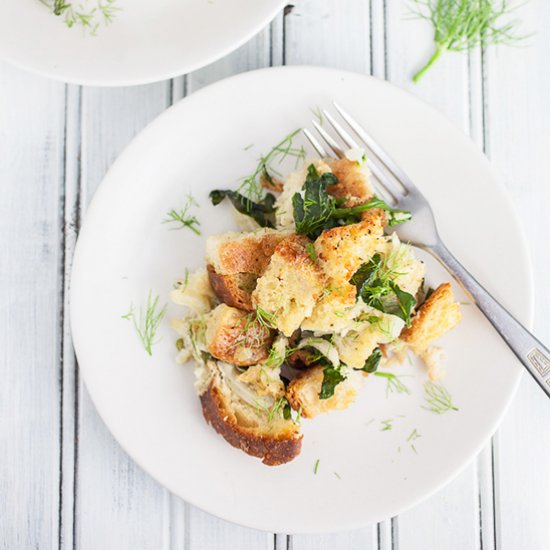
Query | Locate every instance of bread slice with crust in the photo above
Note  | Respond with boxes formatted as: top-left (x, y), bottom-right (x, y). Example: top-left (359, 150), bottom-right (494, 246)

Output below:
top-left (207, 265), bottom-right (256, 311)
top-left (327, 157), bottom-right (375, 208)
top-left (198, 361), bottom-right (302, 465)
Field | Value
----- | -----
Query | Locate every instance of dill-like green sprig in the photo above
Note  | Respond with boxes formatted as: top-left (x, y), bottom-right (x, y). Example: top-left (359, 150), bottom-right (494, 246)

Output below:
top-left (40, 0), bottom-right (120, 34)
top-left (267, 397), bottom-right (287, 423)
top-left (164, 195), bottom-right (201, 235)
top-left (314, 459), bottom-right (320, 474)
top-left (410, 0), bottom-right (524, 82)
top-left (238, 129), bottom-right (305, 201)
top-left (380, 418), bottom-right (395, 431)
top-left (122, 291), bottom-right (167, 356)
top-left (374, 371), bottom-right (412, 398)
top-left (422, 381), bottom-right (459, 414)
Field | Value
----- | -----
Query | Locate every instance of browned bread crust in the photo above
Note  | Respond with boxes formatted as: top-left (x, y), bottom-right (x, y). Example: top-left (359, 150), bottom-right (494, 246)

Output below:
top-left (200, 382), bottom-right (302, 466)
top-left (207, 264), bottom-right (255, 311)
top-left (400, 282), bottom-right (462, 350)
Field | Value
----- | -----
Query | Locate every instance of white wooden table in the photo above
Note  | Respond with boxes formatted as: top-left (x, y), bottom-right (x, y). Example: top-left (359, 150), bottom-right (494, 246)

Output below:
top-left (2, 1), bottom-right (550, 548)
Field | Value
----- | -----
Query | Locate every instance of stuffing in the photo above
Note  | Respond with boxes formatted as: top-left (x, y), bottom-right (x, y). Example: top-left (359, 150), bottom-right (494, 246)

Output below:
top-left (327, 157), bottom-right (375, 208)
top-left (286, 366), bottom-right (364, 418)
top-left (252, 235), bottom-right (325, 336)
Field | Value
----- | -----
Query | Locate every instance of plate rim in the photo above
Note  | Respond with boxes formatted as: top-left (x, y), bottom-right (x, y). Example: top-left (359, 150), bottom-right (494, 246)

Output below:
top-left (0, 0), bottom-right (286, 86)
top-left (70, 65), bottom-right (535, 533)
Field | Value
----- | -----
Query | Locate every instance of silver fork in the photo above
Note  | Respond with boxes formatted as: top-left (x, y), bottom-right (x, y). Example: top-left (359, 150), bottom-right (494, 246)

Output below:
top-left (303, 103), bottom-right (550, 398)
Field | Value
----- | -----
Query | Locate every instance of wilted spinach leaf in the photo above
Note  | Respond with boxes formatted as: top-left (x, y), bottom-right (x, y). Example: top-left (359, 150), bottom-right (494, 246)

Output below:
top-left (319, 364), bottom-right (347, 400)
top-left (355, 348), bottom-right (382, 373)
top-left (209, 189), bottom-right (276, 228)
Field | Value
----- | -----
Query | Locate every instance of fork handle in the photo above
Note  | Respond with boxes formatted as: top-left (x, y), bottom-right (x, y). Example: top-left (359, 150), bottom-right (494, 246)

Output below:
top-left (430, 240), bottom-right (550, 397)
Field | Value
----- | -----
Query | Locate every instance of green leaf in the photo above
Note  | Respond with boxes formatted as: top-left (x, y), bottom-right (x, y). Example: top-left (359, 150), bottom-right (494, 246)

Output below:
top-left (349, 253), bottom-right (383, 297)
top-left (319, 365), bottom-right (347, 400)
top-left (356, 348), bottom-right (382, 373)
top-left (209, 189), bottom-right (276, 228)
top-left (293, 165), bottom-right (338, 239)
top-left (388, 282), bottom-right (416, 325)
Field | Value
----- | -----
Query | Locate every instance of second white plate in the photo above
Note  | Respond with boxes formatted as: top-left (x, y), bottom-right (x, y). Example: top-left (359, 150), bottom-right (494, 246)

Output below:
top-left (0, 0), bottom-right (285, 85)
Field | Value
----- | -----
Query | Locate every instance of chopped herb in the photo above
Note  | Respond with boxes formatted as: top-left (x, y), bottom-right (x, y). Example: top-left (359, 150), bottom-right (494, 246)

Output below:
top-left (283, 403), bottom-right (292, 420)
top-left (164, 195), bottom-right (201, 235)
top-left (267, 397), bottom-right (287, 423)
top-left (306, 242), bottom-right (317, 262)
top-left (319, 365), bottom-right (347, 399)
top-left (224, 129), bottom-right (305, 203)
top-left (410, 0), bottom-right (525, 83)
top-left (333, 472), bottom-right (341, 480)
top-left (244, 143), bottom-right (254, 151)
top-left (314, 459), bottom-right (320, 474)
top-left (254, 306), bottom-right (278, 330)
top-left (122, 291), bottom-right (167, 356)
top-left (333, 310), bottom-right (346, 318)
top-left (355, 348), bottom-right (383, 373)
top-left (374, 372), bottom-right (411, 398)
top-left (381, 418), bottom-right (394, 431)
top-left (176, 338), bottom-right (184, 351)
top-left (265, 344), bottom-right (285, 369)
top-left (423, 381), bottom-right (459, 414)
top-left (407, 428), bottom-right (421, 454)
top-left (209, 189), bottom-right (276, 228)
top-left (295, 405), bottom-right (303, 425)
top-left (41, 0), bottom-right (120, 34)
top-left (311, 106), bottom-right (324, 126)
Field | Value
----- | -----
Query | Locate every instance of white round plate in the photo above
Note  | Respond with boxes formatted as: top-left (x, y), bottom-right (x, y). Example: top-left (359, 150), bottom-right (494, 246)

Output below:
top-left (70, 66), bottom-right (532, 533)
top-left (0, 0), bottom-right (285, 86)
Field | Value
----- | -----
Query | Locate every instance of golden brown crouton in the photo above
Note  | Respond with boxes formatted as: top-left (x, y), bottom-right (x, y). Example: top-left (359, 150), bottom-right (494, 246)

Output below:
top-left (199, 361), bottom-right (302, 465)
top-left (286, 366), bottom-right (364, 419)
top-left (327, 157), bottom-right (374, 207)
top-left (252, 235), bottom-right (325, 337)
top-left (206, 229), bottom-right (286, 276)
top-left (400, 282), bottom-right (462, 351)
top-left (206, 304), bottom-right (274, 366)
top-left (314, 216), bottom-right (385, 284)
top-left (207, 265), bottom-right (256, 311)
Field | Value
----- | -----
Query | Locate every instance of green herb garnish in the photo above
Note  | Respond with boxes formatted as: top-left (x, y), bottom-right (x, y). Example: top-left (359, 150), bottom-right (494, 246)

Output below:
top-left (314, 459), bottom-right (320, 474)
top-left (422, 381), bottom-right (459, 414)
top-left (40, 0), bottom-right (120, 34)
top-left (164, 195), bottom-right (201, 235)
top-left (254, 306), bottom-right (278, 330)
top-left (209, 189), bottom-right (276, 228)
top-left (380, 418), bottom-right (394, 431)
top-left (407, 428), bottom-right (421, 454)
top-left (122, 291), bottom-right (167, 356)
top-left (306, 242), bottom-right (317, 262)
top-left (355, 348), bottom-right (383, 373)
top-left (349, 254), bottom-right (416, 325)
top-left (176, 338), bottom-right (184, 351)
top-left (267, 397), bottom-right (287, 423)
top-left (319, 364), bottom-right (347, 399)
top-left (410, 0), bottom-right (524, 83)
top-left (293, 165), bottom-right (411, 239)
top-left (374, 372), bottom-right (411, 398)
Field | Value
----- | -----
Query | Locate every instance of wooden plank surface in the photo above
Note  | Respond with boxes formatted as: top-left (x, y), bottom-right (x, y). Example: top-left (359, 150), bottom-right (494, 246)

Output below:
top-left (1, 1), bottom-right (550, 549)
top-left (0, 63), bottom-right (65, 550)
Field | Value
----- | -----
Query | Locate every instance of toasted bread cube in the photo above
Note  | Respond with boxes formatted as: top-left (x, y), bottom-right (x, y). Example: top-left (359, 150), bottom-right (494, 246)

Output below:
top-left (199, 361), bottom-right (302, 466)
top-left (205, 304), bottom-right (273, 366)
top-left (400, 282), bottom-right (462, 351)
top-left (314, 215), bottom-right (385, 284)
top-left (327, 157), bottom-right (375, 208)
top-left (286, 366), bottom-right (364, 419)
top-left (206, 228), bottom-right (287, 276)
top-left (252, 235), bottom-right (325, 337)
top-left (207, 265), bottom-right (256, 311)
